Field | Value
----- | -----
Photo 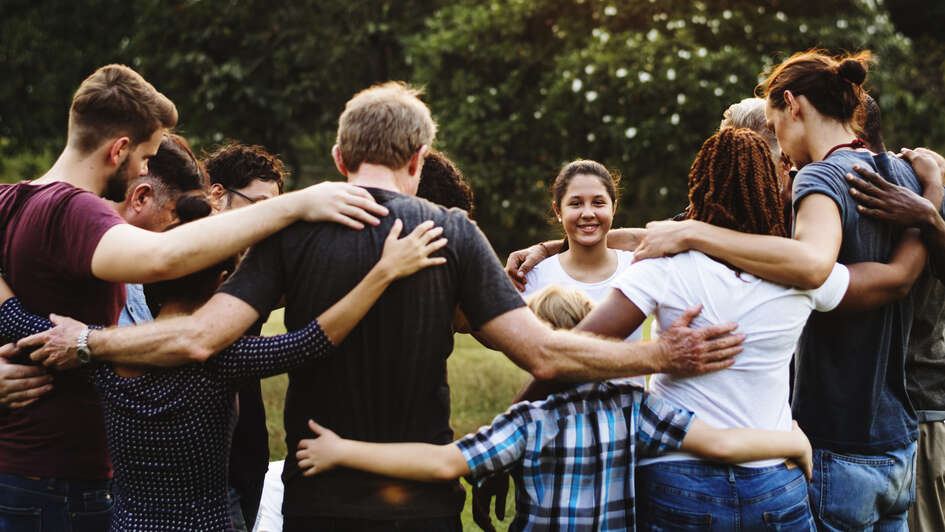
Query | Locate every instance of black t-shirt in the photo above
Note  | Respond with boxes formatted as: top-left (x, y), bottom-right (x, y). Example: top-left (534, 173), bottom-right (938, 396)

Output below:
top-left (218, 188), bottom-right (525, 519)
top-left (906, 268), bottom-right (945, 415)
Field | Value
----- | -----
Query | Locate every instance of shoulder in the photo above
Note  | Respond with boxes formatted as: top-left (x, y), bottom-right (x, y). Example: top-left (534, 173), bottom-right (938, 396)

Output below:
top-left (614, 249), bottom-right (635, 271)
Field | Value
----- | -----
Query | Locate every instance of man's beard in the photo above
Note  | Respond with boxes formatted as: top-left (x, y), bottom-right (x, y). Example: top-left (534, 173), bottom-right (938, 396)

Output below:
top-left (103, 157), bottom-right (131, 202)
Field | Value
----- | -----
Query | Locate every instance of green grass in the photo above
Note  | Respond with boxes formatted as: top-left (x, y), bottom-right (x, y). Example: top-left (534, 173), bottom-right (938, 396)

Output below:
top-left (260, 309), bottom-right (526, 531)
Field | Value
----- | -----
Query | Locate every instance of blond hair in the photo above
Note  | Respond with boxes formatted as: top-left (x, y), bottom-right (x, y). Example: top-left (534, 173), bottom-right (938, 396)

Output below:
top-left (69, 64), bottom-right (178, 153)
top-left (336, 82), bottom-right (436, 172)
top-left (527, 285), bottom-right (594, 330)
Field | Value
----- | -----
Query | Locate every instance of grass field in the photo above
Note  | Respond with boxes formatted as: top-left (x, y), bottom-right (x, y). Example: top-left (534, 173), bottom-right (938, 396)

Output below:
top-left (260, 309), bottom-right (527, 531)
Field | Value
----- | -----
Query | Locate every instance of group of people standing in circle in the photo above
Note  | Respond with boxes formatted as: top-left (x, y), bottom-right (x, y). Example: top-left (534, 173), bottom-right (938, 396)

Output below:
top-left (498, 48), bottom-right (945, 531)
top-left (0, 44), bottom-right (943, 532)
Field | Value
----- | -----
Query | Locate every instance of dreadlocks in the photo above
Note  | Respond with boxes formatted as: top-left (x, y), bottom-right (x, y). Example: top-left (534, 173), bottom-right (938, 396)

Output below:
top-left (687, 128), bottom-right (788, 238)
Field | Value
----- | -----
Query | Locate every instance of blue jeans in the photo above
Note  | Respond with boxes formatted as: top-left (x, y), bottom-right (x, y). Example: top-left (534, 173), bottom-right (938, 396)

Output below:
top-left (808, 442), bottom-right (916, 532)
top-left (636, 461), bottom-right (814, 531)
top-left (0, 473), bottom-right (113, 532)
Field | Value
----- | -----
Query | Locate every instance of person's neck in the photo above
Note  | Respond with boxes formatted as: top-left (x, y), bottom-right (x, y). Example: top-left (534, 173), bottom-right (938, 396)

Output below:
top-left (805, 118), bottom-right (860, 164)
top-left (155, 300), bottom-right (202, 320)
top-left (33, 146), bottom-right (105, 195)
top-left (559, 240), bottom-right (616, 282)
top-left (346, 163), bottom-right (414, 195)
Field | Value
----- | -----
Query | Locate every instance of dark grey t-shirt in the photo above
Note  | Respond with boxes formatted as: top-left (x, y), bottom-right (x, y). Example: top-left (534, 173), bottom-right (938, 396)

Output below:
top-left (219, 187), bottom-right (525, 520)
top-left (791, 150), bottom-right (919, 453)
top-left (906, 268), bottom-right (945, 417)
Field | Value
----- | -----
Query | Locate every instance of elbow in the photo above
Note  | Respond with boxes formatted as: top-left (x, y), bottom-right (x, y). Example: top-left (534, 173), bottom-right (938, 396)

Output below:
top-left (795, 258), bottom-right (833, 290)
top-left (145, 242), bottom-right (188, 282)
top-left (186, 344), bottom-right (215, 364)
top-left (432, 463), bottom-right (462, 483)
top-left (700, 437), bottom-right (736, 464)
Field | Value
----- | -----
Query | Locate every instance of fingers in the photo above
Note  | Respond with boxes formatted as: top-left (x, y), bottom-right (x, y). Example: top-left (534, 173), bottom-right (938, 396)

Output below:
top-left (697, 357), bottom-right (737, 374)
top-left (695, 319), bottom-right (737, 340)
top-left (385, 219), bottom-right (404, 242)
top-left (4, 382), bottom-right (53, 404)
top-left (338, 203), bottom-right (381, 228)
top-left (0, 362), bottom-right (47, 380)
top-left (850, 164), bottom-right (889, 190)
top-left (308, 419), bottom-right (323, 435)
top-left (495, 478), bottom-right (509, 520)
top-left (17, 331), bottom-right (48, 348)
top-left (671, 305), bottom-right (703, 328)
top-left (700, 344), bottom-right (744, 363)
top-left (342, 186), bottom-right (389, 217)
top-left (0, 343), bottom-right (19, 359)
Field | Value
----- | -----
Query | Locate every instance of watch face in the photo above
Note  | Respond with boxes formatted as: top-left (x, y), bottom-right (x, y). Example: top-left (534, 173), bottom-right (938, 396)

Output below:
top-left (77, 346), bottom-right (92, 364)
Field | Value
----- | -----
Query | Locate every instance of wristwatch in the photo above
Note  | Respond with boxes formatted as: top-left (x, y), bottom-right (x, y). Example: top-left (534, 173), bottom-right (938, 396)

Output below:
top-left (76, 327), bottom-right (92, 365)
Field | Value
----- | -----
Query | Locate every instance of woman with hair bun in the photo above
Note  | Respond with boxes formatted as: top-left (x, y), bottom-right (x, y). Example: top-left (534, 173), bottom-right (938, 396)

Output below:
top-left (633, 49), bottom-right (944, 530)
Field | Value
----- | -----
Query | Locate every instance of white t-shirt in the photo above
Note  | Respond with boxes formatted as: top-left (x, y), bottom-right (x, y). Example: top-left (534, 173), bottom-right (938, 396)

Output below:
top-left (523, 249), bottom-right (645, 386)
top-left (252, 460), bottom-right (284, 532)
top-left (614, 251), bottom-right (850, 467)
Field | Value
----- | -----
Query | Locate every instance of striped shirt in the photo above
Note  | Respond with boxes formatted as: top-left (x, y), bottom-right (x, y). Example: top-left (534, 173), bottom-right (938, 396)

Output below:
top-left (456, 379), bottom-right (693, 532)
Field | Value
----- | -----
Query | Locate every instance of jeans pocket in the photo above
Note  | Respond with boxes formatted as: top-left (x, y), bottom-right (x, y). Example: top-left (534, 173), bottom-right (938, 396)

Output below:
top-left (817, 450), bottom-right (904, 531)
top-left (644, 498), bottom-right (713, 531)
top-left (0, 503), bottom-right (42, 532)
top-left (70, 489), bottom-right (113, 532)
top-left (763, 498), bottom-right (815, 532)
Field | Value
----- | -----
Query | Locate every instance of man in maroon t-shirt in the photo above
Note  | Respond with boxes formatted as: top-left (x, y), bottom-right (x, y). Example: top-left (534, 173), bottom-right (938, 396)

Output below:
top-left (0, 64), bottom-right (387, 532)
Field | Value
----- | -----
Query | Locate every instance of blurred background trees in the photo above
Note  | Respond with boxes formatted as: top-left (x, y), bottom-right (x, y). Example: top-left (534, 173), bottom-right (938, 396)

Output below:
top-left (2, 0), bottom-right (943, 254)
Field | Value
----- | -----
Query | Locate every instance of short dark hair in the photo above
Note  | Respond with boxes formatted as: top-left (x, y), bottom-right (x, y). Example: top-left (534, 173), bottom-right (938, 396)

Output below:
top-left (417, 150), bottom-right (474, 214)
top-left (69, 64), bottom-right (178, 153)
top-left (143, 196), bottom-right (235, 317)
top-left (203, 143), bottom-right (286, 193)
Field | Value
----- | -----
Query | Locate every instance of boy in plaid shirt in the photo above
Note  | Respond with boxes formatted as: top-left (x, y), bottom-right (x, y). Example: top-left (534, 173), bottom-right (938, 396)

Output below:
top-left (296, 286), bottom-right (812, 531)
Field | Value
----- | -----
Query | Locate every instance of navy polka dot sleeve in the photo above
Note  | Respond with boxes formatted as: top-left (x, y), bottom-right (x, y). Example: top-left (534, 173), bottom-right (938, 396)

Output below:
top-left (0, 297), bottom-right (53, 341)
top-left (208, 318), bottom-right (336, 381)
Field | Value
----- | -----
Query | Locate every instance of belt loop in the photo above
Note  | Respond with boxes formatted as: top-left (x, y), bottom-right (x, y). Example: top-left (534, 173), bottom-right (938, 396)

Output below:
top-left (728, 467), bottom-right (736, 484)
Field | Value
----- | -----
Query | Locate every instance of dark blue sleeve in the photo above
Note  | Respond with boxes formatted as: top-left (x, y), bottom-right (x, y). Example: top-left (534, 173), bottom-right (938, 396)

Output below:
top-left (208, 318), bottom-right (336, 382)
top-left (792, 161), bottom-right (849, 221)
top-left (0, 298), bottom-right (53, 341)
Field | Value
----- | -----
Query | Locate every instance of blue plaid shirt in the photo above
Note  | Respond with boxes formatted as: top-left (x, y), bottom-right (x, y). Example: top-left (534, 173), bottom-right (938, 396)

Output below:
top-left (456, 379), bottom-right (694, 532)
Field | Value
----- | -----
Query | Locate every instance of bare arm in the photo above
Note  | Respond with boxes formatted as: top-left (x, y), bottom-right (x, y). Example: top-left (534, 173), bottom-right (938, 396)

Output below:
top-left (296, 420), bottom-right (470, 482)
top-left (91, 182), bottom-right (388, 284)
top-left (19, 221), bottom-right (447, 369)
top-left (512, 288), bottom-right (651, 402)
top-left (838, 228), bottom-right (925, 311)
top-left (680, 420), bottom-right (813, 480)
top-left (634, 194), bottom-right (843, 289)
top-left (477, 304), bottom-right (743, 383)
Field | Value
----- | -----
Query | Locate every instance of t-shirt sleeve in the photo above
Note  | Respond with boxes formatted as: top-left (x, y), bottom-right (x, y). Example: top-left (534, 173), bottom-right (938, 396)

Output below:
top-left (56, 191), bottom-right (125, 279)
top-left (810, 263), bottom-right (851, 312)
top-left (635, 391), bottom-right (695, 458)
top-left (610, 258), bottom-right (668, 317)
top-left (455, 217), bottom-right (526, 329)
top-left (455, 404), bottom-right (531, 485)
top-left (217, 231), bottom-right (286, 317)
top-left (792, 162), bottom-right (848, 221)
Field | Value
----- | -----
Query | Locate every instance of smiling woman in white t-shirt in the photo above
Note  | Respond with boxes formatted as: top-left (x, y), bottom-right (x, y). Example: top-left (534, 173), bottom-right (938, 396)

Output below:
top-left (521, 160), bottom-right (645, 344)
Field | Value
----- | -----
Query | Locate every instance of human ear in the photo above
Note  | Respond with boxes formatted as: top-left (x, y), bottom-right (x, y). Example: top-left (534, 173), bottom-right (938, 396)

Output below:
top-left (783, 91), bottom-right (800, 119)
top-left (131, 183), bottom-right (153, 211)
top-left (208, 183), bottom-right (227, 212)
top-left (332, 145), bottom-right (349, 177)
top-left (407, 145), bottom-right (429, 178)
top-left (107, 137), bottom-right (131, 167)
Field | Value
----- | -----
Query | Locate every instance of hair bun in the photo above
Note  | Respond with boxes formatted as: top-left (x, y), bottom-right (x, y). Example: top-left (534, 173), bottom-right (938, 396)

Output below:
top-left (837, 58), bottom-right (867, 86)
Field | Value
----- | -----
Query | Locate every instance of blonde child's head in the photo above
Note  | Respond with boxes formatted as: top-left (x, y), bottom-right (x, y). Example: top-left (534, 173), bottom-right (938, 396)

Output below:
top-left (527, 285), bottom-right (594, 330)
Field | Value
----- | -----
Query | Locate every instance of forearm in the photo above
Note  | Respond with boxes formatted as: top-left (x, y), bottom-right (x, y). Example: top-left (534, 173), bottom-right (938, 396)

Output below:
top-left (683, 422), bottom-right (804, 464)
top-left (317, 262), bottom-right (396, 345)
top-left (523, 328), bottom-right (660, 381)
top-left (218, 319), bottom-right (335, 380)
top-left (839, 228), bottom-right (925, 311)
top-left (148, 196), bottom-right (298, 281)
top-left (686, 222), bottom-right (832, 288)
top-left (333, 440), bottom-right (469, 482)
top-left (606, 227), bottom-right (645, 251)
top-left (89, 294), bottom-right (256, 366)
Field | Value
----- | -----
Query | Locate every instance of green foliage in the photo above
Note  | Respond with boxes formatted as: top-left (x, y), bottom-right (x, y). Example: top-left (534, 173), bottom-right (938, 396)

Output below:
top-left (407, 0), bottom-right (941, 252)
top-left (2, 0), bottom-right (943, 254)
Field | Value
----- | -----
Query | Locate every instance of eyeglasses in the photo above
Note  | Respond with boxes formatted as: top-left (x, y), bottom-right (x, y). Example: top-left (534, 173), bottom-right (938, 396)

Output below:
top-left (224, 187), bottom-right (258, 204)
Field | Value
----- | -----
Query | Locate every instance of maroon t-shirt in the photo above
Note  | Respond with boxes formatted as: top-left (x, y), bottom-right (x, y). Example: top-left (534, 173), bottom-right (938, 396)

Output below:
top-left (0, 181), bottom-right (125, 480)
